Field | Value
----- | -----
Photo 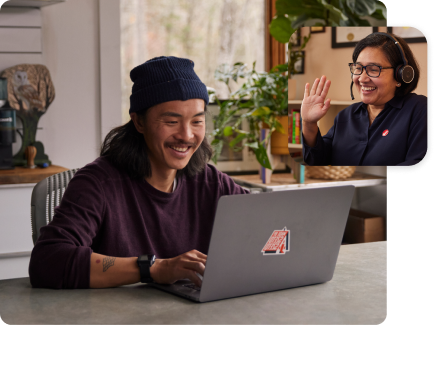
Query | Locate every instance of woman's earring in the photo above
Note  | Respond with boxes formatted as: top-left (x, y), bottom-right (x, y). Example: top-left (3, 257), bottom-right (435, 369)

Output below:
top-left (396, 83), bottom-right (402, 87)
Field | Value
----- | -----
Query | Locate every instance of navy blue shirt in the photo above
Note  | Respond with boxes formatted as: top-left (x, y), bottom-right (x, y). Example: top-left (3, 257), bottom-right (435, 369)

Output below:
top-left (303, 93), bottom-right (427, 166)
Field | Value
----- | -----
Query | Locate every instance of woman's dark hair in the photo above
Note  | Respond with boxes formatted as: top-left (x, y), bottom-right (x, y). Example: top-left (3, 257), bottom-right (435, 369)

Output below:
top-left (352, 33), bottom-right (420, 96)
top-left (100, 107), bottom-right (213, 180)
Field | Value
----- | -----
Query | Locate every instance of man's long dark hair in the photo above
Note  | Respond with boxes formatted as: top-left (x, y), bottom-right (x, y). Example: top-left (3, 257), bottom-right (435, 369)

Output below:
top-left (100, 109), bottom-right (213, 180)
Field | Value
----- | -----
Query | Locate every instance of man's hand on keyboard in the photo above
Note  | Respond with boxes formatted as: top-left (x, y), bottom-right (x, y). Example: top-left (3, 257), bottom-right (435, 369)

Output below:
top-left (150, 249), bottom-right (206, 287)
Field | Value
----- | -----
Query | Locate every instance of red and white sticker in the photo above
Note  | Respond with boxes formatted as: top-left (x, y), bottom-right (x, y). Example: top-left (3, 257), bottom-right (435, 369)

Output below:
top-left (382, 129), bottom-right (389, 136)
top-left (261, 227), bottom-right (290, 255)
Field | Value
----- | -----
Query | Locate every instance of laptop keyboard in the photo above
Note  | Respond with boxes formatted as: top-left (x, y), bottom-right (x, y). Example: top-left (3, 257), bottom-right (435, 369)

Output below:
top-left (183, 283), bottom-right (201, 292)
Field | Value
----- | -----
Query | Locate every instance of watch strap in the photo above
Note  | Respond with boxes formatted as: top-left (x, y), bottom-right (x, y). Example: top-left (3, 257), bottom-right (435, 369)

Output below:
top-left (137, 255), bottom-right (155, 283)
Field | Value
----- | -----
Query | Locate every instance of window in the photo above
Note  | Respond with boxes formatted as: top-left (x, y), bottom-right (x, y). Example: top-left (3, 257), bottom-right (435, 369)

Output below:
top-left (120, 0), bottom-right (266, 122)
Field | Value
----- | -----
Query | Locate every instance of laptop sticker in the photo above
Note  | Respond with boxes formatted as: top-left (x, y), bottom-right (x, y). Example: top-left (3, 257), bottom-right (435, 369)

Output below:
top-left (261, 227), bottom-right (290, 255)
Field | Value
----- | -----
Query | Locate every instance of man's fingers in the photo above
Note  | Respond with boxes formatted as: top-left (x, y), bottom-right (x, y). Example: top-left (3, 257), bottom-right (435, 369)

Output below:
top-left (187, 271), bottom-right (203, 287)
top-left (180, 259), bottom-right (205, 275)
top-left (187, 249), bottom-right (207, 261)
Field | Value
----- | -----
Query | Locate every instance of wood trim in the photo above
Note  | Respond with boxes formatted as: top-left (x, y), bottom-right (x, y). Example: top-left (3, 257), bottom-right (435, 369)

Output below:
top-left (0, 165), bottom-right (68, 184)
top-left (265, 0), bottom-right (286, 71)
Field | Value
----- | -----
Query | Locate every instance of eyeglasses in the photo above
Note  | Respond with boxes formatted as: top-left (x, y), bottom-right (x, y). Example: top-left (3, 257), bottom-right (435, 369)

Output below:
top-left (348, 63), bottom-right (394, 78)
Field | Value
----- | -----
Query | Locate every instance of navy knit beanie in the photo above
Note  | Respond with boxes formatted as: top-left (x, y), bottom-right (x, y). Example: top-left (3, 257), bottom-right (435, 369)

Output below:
top-left (129, 56), bottom-right (209, 114)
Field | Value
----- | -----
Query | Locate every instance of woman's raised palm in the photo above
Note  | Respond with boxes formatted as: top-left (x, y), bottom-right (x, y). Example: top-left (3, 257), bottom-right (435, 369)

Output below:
top-left (301, 76), bottom-right (332, 123)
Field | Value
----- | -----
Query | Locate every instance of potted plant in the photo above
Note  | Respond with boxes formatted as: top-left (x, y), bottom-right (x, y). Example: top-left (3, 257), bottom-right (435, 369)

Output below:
top-left (210, 61), bottom-right (288, 171)
top-left (269, 0), bottom-right (386, 43)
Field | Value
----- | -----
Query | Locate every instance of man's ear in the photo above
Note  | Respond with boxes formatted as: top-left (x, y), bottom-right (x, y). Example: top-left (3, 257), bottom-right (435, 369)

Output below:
top-left (130, 113), bottom-right (144, 134)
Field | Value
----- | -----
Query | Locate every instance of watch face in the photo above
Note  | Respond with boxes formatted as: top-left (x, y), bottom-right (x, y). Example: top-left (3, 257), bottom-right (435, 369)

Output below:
top-left (138, 255), bottom-right (153, 263)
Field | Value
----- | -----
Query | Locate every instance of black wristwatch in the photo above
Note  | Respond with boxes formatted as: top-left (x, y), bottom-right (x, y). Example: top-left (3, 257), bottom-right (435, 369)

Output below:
top-left (137, 255), bottom-right (156, 283)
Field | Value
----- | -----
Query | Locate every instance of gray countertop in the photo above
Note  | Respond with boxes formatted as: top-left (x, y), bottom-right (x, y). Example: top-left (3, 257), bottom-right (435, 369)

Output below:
top-left (0, 241), bottom-right (386, 325)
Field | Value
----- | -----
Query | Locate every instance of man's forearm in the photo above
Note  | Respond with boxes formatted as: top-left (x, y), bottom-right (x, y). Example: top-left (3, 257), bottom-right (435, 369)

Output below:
top-left (89, 252), bottom-right (140, 288)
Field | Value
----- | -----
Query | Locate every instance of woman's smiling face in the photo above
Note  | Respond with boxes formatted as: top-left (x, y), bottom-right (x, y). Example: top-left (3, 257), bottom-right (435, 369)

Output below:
top-left (353, 47), bottom-right (399, 108)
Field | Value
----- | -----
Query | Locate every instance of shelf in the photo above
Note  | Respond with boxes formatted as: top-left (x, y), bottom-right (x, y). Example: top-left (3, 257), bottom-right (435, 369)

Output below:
top-left (288, 143), bottom-right (302, 151)
top-left (232, 172), bottom-right (386, 192)
top-left (0, 164), bottom-right (68, 184)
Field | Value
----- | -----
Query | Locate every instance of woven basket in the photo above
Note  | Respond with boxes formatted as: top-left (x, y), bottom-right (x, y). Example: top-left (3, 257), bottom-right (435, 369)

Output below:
top-left (305, 166), bottom-right (356, 180)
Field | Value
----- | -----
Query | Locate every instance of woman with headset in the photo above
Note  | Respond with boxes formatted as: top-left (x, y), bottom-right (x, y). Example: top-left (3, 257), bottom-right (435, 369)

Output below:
top-left (301, 32), bottom-right (427, 166)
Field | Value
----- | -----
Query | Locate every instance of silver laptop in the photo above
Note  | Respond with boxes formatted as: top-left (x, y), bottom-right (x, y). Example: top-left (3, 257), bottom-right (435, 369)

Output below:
top-left (152, 185), bottom-right (355, 303)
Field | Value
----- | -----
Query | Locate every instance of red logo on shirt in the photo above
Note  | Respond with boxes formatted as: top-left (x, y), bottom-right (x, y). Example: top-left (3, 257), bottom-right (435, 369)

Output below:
top-left (382, 129), bottom-right (389, 136)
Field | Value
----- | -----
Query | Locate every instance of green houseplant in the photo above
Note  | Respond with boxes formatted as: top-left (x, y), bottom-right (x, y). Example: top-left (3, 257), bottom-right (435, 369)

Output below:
top-left (210, 62), bottom-right (288, 170)
top-left (269, 0), bottom-right (387, 44)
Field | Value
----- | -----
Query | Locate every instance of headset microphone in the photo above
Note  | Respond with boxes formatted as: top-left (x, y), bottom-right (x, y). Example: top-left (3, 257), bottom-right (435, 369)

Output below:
top-left (373, 32), bottom-right (415, 84)
top-left (349, 32), bottom-right (414, 100)
top-left (350, 80), bottom-right (354, 100)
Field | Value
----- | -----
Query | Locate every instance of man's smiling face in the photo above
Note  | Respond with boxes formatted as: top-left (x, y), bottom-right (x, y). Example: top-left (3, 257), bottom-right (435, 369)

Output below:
top-left (134, 99), bottom-right (206, 175)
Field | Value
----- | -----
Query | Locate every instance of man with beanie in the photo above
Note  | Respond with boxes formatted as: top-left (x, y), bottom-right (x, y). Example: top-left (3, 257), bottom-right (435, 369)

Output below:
top-left (29, 57), bottom-right (248, 289)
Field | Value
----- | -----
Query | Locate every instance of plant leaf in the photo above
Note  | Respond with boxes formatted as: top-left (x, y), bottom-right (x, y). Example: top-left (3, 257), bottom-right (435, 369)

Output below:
top-left (252, 107), bottom-right (271, 117)
top-left (254, 143), bottom-right (272, 170)
top-left (269, 16), bottom-right (295, 43)
top-left (223, 126), bottom-right (234, 137)
top-left (229, 133), bottom-right (247, 148)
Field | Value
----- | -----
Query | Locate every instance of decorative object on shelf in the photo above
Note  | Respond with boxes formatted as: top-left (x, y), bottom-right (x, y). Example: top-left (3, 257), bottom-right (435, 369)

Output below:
top-left (0, 107), bottom-right (16, 170)
top-left (25, 145), bottom-right (37, 168)
top-left (0, 64), bottom-right (55, 167)
top-left (387, 27), bottom-right (427, 44)
top-left (291, 156), bottom-right (305, 184)
top-left (0, 77), bottom-right (7, 108)
top-left (258, 130), bottom-right (288, 185)
top-left (269, 116), bottom-right (289, 155)
top-left (310, 26), bottom-right (325, 33)
top-left (211, 62), bottom-right (288, 173)
top-left (332, 27), bottom-right (378, 48)
top-left (305, 166), bottom-right (356, 180)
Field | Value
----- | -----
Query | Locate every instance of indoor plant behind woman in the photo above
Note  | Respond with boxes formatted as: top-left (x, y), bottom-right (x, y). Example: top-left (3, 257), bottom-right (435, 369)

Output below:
top-left (211, 62), bottom-right (288, 171)
top-left (301, 32), bottom-right (427, 166)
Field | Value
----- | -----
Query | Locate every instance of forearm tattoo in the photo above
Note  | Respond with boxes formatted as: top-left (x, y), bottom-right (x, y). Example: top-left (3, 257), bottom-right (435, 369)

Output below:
top-left (103, 256), bottom-right (116, 272)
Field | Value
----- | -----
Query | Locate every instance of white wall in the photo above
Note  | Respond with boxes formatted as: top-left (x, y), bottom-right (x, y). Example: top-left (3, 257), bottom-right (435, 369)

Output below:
top-left (0, 0), bottom-right (121, 279)
top-left (38, 0), bottom-right (102, 169)
top-left (1, 0), bottom-right (122, 170)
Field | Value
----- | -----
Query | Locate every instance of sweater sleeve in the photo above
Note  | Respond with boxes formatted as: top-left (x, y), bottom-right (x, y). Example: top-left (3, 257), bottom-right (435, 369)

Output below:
top-left (29, 170), bottom-right (107, 289)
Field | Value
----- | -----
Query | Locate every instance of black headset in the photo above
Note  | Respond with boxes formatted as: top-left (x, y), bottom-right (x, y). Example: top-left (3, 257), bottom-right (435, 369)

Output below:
top-left (350, 32), bottom-right (415, 100)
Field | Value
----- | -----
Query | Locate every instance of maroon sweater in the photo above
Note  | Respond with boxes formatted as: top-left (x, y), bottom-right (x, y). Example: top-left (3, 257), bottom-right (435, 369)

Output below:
top-left (29, 157), bottom-right (247, 289)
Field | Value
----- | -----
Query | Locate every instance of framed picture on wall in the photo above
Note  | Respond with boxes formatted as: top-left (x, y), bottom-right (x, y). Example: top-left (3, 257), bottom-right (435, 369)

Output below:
top-left (387, 27), bottom-right (426, 43)
top-left (293, 51), bottom-right (305, 74)
top-left (289, 28), bottom-right (301, 47)
top-left (310, 26), bottom-right (325, 33)
top-left (332, 27), bottom-right (378, 48)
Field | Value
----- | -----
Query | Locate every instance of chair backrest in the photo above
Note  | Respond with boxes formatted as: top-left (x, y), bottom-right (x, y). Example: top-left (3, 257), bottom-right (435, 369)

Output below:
top-left (31, 168), bottom-right (79, 245)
